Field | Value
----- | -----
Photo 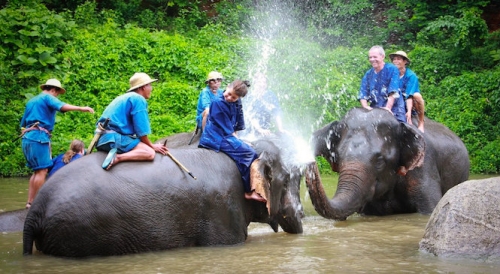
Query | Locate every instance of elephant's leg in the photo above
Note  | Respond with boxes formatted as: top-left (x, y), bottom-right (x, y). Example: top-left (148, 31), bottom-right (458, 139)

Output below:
top-left (406, 172), bottom-right (443, 214)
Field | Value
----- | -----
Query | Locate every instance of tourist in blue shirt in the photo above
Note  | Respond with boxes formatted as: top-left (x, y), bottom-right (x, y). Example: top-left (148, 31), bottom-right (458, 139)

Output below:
top-left (47, 139), bottom-right (85, 178)
top-left (199, 79), bottom-right (266, 202)
top-left (96, 72), bottom-right (168, 170)
top-left (358, 45), bottom-right (406, 123)
top-left (196, 71), bottom-right (224, 131)
top-left (243, 73), bottom-right (284, 138)
top-left (390, 50), bottom-right (426, 132)
top-left (20, 78), bottom-right (94, 209)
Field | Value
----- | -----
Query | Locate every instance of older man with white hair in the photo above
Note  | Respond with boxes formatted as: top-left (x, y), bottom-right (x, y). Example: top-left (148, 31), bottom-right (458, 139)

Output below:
top-left (358, 45), bottom-right (406, 123)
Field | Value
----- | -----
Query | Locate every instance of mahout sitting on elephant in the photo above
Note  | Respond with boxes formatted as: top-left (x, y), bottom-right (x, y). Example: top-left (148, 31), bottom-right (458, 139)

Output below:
top-left (305, 107), bottom-right (470, 221)
top-left (23, 135), bottom-right (304, 257)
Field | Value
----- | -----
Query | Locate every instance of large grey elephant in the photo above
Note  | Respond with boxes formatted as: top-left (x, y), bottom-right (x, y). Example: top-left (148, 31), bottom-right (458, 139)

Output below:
top-left (23, 136), bottom-right (304, 257)
top-left (305, 107), bottom-right (470, 220)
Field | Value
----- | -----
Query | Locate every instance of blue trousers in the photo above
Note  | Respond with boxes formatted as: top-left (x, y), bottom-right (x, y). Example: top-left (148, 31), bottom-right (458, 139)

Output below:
top-left (219, 139), bottom-right (258, 193)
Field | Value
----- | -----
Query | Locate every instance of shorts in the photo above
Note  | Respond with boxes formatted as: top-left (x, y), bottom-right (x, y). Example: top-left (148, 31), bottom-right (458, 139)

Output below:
top-left (22, 138), bottom-right (53, 171)
top-left (96, 132), bottom-right (140, 153)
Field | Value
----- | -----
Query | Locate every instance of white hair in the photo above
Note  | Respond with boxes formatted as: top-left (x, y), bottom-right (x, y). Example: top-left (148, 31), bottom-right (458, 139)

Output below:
top-left (370, 45), bottom-right (385, 57)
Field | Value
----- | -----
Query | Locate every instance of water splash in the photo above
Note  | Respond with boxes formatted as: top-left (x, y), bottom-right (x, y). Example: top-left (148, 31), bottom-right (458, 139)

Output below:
top-left (240, 1), bottom-right (352, 168)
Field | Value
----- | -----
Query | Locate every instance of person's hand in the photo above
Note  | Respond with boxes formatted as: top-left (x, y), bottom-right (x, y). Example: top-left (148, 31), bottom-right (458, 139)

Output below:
top-left (81, 106), bottom-right (95, 114)
top-left (258, 128), bottom-right (271, 136)
top-left (363, 106), bottom-right (373, 110)
top-left (381, 107), bottom-right (393, 114)
top-left (406, 112), bottom-right (413, 124)
top-left (153, 143), bottom-right (168, 155)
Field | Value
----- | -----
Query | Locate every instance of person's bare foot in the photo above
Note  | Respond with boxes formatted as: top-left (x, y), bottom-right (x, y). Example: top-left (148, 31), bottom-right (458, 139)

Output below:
top-left (245, 191), bottom-right (266, 202)
top-left (105, 157), bottom-right (117, 171)
top-left (25, 202), bottom-right (31, 209)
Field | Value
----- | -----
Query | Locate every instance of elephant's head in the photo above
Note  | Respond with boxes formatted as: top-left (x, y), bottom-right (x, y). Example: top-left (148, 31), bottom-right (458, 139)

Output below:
top-left (252, 135), bottom-right (304, 234)
top-left (306, 107), bottom-right (425, 220)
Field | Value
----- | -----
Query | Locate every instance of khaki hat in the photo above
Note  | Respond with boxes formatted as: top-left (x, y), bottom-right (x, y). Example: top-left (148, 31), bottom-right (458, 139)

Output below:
top-left (389, 51), bottom-right (411, 64)
top-left (127, 72), bottom-right (158, 92)
top-left (40, 79), bottom-right (66, 94)
top-left (205, 71), bottom-right (223, 84)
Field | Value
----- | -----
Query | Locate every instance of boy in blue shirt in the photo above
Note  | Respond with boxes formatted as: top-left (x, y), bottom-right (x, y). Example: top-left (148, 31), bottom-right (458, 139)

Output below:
top-left (21, 78), bottom-right (94, 208)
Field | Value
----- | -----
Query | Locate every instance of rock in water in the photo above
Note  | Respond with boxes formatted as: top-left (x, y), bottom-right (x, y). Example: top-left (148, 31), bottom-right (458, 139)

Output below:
top-left (419, 177), bottom-right (500, 259)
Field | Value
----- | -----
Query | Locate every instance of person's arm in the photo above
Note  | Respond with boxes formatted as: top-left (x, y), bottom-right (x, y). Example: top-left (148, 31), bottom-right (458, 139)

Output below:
top-left (360, 99), bottom-right (372, 110)
top-left (406, 97), bottom-right (414, 124)
top-left (60, 104), bottom-right (94, 113)
top-left (140, 135), bottom-right (168, 155)
top-left (359, 73), bottom-right (372, 110)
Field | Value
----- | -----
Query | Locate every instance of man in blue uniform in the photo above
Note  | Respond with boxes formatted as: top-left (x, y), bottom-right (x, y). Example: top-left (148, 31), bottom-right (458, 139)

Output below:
top-left (96, 72), bottom-right (168, 170)
top-left (20, 78), bottom-right (94, 208)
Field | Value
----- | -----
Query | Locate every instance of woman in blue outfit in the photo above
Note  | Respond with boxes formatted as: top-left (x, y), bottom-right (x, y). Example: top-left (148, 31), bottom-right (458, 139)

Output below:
top-left (47, 139), bottom-right (85, 178)
top-left (20, 78), bottom-right (94, 208)
top-left (199, 79), bottom-right (266, 202)
top-left (95, 72), bottom-right (168, 170)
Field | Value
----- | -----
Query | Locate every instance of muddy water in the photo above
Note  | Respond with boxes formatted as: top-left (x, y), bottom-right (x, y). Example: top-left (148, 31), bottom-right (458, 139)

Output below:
top-left (1, 176), bottom-right (498, 273)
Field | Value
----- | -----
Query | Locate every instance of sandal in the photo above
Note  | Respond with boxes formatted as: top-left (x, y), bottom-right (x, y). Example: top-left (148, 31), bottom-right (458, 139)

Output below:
top-left (102, 148), bottom-right (117, 170)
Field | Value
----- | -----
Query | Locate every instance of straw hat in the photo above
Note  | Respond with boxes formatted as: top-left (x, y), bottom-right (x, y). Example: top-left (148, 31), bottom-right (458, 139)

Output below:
top-left (205, 71), bottom-right (223, 84)
top-left (127, 72), bottom-right (158, 92)
top-left (40, 79), bottom-right (66, 94)
top-left (389, 51), bottom-right (411, 64)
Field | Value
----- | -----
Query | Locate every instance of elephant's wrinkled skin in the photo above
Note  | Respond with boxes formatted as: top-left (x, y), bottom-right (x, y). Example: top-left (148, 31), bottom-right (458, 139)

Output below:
top-left (23, 137), bottom-right (303, 257)
top-left (306, 107), bottom-right (470, 220)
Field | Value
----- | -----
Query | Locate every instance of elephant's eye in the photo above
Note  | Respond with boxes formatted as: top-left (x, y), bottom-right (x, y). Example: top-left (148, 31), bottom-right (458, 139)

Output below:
top-left (375, 155), bottom-right (385, 170)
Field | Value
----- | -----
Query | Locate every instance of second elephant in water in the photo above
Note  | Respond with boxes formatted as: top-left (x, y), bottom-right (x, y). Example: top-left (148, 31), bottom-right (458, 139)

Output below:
top-left (306, 107), bottom-right (470, 221)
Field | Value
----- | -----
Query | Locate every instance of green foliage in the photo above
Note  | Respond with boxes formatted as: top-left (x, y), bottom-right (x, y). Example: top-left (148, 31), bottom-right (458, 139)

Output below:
top-left (425, 67), bottom-right (500, 174)
top-left (0, 0), bottom-right (499, 176)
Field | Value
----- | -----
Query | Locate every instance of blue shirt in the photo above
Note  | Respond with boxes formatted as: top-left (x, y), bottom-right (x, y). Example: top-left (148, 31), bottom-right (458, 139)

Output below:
top-left (399, 68), bottom-right (420, 99)
top-left (245, 90), bottom-right (282, 130)
top-left (196, 86), bottom-right (224, 127)
top-left (20, 92), bottom-right (66, 143)
top-left (47, 153), bottom-right (82, 178)
top-left (358, 63), bottom-right (406, 123)
top-left (97, 92), bottom-right (151, 137)
top-left (199, 95), bottom-right (245, 152)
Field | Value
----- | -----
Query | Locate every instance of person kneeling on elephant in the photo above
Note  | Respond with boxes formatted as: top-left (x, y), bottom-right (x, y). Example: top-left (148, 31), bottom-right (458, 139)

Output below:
top-left (95, 72), bottom-right (168, 170)
top-left (199, 79), bottom-right (266, 202)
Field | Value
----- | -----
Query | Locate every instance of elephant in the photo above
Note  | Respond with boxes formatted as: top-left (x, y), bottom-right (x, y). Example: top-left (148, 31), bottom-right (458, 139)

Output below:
top-left (0, 209), bottom-right (27, 232)
top-left (23, 135), bottom-right (304, 257)
top-left (305, 107), bottom-right (470, 221)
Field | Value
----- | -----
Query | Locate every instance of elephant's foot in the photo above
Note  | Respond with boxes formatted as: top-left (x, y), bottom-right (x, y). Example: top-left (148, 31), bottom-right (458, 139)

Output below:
top-left (245, 191), bottom-right (266, 203)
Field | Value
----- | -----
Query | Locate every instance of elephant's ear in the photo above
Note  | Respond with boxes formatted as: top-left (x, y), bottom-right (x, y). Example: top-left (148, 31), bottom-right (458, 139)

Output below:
top-left (256, 150), bottom-right (281, 216)
top-left (398, 123), bottom-right (425, 175)
top-left (312, 121), bottom-right (344, 172)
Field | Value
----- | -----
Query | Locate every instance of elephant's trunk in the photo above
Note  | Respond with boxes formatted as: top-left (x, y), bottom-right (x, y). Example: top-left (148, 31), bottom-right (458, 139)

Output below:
top-left (305, 161), bottom-right (371, 220)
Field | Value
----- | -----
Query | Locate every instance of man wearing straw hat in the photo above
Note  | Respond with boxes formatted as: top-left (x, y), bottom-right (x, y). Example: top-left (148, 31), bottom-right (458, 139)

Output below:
top-left (389, 50), bottom-right (425, 132)
top-left (196, 71), bottom-right (224, 132)
top-left (20, 78), bottom-right (95, 209)
top-left (95, 72), bottom-right (168, 170)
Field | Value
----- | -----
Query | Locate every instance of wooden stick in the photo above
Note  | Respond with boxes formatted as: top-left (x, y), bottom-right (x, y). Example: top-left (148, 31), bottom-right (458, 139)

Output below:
top-left (163, 139), bottom-right (197, 180)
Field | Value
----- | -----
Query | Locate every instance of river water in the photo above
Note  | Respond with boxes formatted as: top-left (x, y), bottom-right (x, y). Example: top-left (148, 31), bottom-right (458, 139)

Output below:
top-left (1, 175), bottom-right (498, 273)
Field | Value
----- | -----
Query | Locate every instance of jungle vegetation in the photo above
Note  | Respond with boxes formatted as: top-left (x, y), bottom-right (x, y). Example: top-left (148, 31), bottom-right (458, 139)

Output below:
top-left (0, 0), bottom-right (499, 176)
